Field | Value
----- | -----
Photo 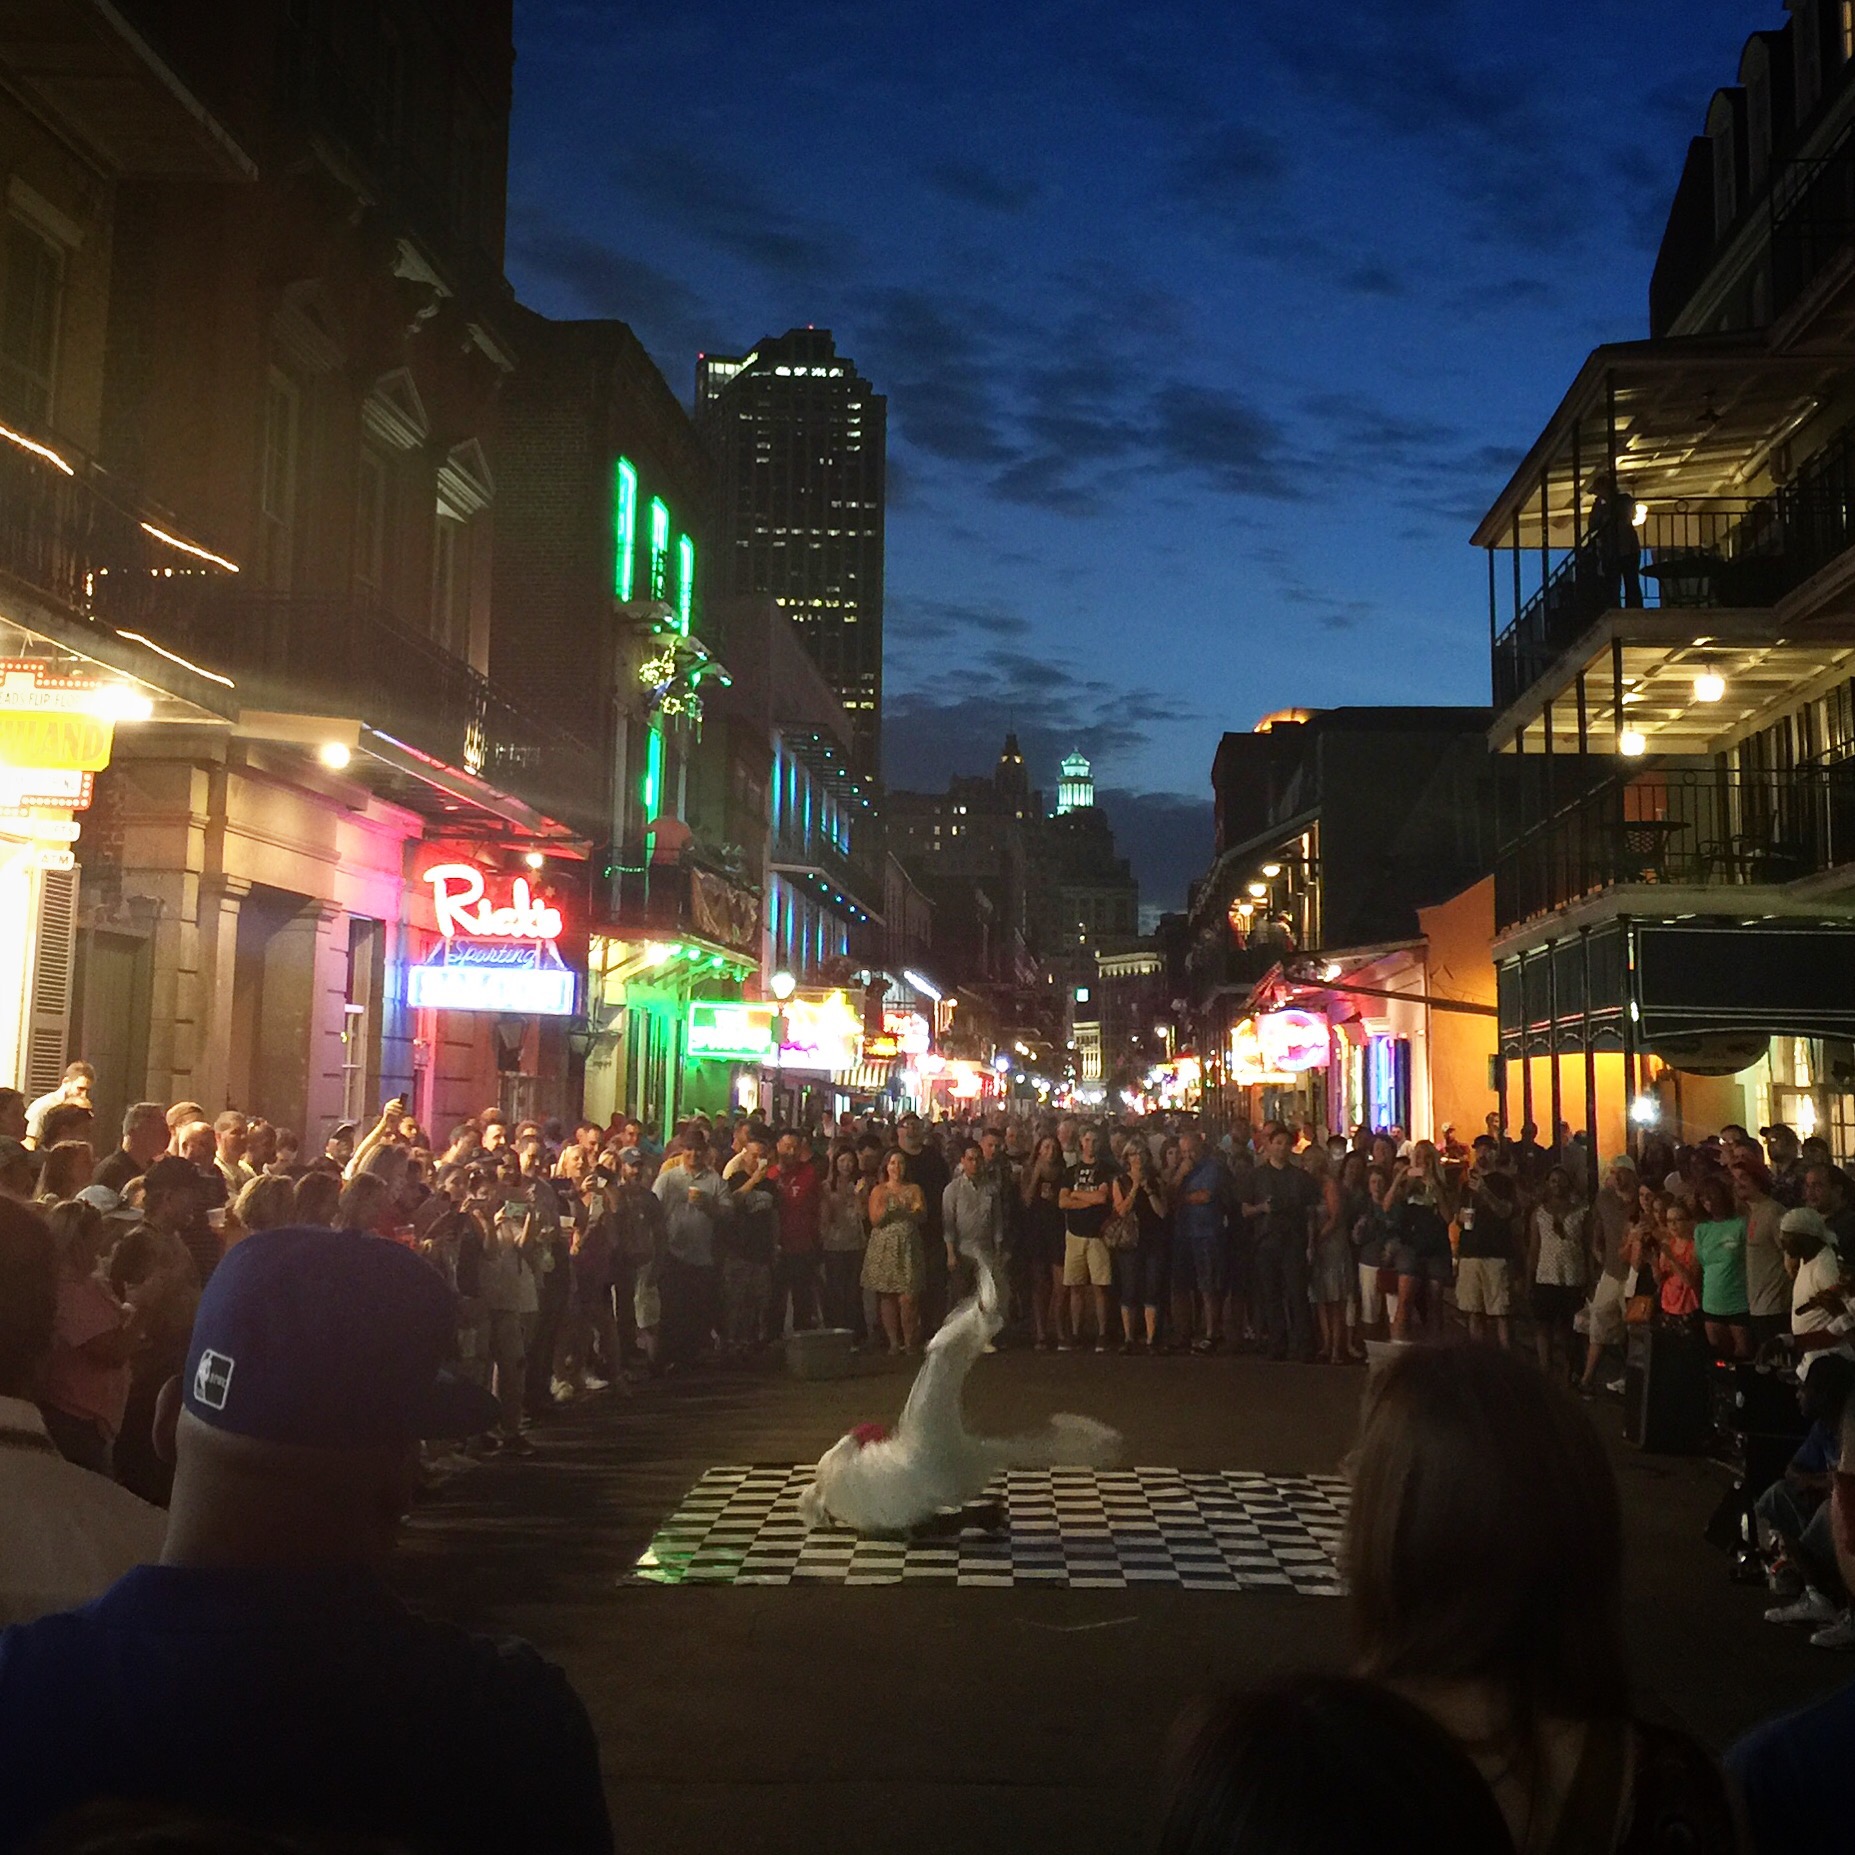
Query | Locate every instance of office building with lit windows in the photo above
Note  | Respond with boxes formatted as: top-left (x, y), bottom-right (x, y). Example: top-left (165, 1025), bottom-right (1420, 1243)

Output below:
top-left (697, 330), bottom-right (886, 775)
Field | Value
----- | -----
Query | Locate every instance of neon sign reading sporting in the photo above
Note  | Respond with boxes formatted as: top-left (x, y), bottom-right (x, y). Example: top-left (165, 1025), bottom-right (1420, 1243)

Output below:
top-left (424, 864), bottom-right (563, 942)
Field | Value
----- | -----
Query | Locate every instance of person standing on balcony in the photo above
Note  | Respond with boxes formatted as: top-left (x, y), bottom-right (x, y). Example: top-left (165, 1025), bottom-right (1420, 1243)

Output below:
top-left (1589, 471), bottom-right (1643, 610)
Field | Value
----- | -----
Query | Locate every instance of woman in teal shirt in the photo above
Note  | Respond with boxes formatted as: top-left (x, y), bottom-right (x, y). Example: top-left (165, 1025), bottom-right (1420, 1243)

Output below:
top-left (1692, 1172), bottom-right (1750, 1359)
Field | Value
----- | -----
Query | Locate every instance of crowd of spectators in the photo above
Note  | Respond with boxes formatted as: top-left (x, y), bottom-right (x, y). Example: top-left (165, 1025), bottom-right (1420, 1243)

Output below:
top-left (4, 1056), bottom-right (1855, 1849)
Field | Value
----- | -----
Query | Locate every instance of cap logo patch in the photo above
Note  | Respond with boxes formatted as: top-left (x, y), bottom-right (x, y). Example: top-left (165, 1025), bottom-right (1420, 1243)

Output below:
top-left (193, 1348), bottom-right (235, 1411)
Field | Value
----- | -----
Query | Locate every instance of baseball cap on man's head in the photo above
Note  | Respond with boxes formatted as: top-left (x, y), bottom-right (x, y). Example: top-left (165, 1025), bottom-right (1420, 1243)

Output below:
top-left (182, 1226), bottom-right (499, 1448)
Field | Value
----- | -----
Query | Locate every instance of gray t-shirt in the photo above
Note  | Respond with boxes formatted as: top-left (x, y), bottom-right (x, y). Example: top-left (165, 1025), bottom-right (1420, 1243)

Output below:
top-left (655, 1165), bottom-right (722, 1266)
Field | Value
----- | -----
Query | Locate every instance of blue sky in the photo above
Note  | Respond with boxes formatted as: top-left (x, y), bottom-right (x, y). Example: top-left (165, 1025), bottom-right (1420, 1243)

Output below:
top-left (506, 0), bottom-right (1763, 908)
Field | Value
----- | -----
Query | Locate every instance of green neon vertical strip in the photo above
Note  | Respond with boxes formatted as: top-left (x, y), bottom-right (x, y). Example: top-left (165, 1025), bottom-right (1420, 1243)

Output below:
top-left (676, 533), bottom-right (695, 635)
top-left (642, 721), bottom-right (663, 815)
top-left (614, 458), bottom-right (638, 601)
top-left (649, 498), bottom-right (670, 600)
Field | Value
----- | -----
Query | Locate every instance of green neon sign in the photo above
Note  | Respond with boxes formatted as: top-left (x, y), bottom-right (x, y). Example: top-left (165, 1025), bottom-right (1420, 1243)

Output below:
top-left (642, 720), bottom-right (663, 815)
top-left (688, 999), bottom-right (777, 1062)
top-left (648, 498), bottom-right (670, 600)
top-left (676, 533), bottom-right (695, 635)
top-left (614, 457), bottom-right (638, 601)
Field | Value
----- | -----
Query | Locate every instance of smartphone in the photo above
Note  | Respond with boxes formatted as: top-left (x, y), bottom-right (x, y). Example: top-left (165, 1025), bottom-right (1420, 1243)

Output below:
top-left (502, 1199), bottom-right (528, 1222)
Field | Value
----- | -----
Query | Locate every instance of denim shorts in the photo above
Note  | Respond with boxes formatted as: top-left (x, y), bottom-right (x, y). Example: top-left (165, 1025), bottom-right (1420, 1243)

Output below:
top-left (1189, 1228), bottom-right (1227, 1297)
top-left (1392, 1243), bottom-right (1453, 1287)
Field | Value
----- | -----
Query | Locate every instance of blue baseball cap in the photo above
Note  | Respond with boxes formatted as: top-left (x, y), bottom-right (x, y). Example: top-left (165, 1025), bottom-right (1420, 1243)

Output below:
top-left (182, 1226), bottom-right (499, 1447)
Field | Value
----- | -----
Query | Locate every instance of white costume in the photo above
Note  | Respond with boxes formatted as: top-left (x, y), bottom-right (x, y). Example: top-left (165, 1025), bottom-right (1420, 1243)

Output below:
top-left (796, 1244), bottom-right (1119, 1535)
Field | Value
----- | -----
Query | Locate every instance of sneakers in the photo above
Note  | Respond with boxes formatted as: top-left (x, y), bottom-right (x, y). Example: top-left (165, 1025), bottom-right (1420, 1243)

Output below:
top-left (1605, 1376), bottom-right (1627, 1397)
top-left (1811, 1610), bottom-right (1855, 1651)
top-left (1094, 1340), bottom-right (1110, 1354)
top-left (1766, 1588), bottom-right (1839, 1626)
top-left (495, 1433), bottom-right (537, 1459)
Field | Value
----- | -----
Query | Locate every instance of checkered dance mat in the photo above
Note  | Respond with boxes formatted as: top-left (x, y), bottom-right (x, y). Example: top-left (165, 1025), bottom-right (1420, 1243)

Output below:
top-left (629, 1466), bottom-right (1348, 1591)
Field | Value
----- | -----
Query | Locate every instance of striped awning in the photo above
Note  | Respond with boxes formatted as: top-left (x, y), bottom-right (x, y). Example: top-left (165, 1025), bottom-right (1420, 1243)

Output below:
top-left (834, 1059), bottom-right (900, 1096)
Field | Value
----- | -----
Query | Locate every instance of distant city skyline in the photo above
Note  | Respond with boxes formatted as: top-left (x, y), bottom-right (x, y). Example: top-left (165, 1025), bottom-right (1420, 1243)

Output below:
top-left (506, 0), bottom-right (1764, 908)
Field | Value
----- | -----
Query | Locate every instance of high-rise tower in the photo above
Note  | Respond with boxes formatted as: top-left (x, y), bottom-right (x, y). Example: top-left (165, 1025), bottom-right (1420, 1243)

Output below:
top-left (697, 330), bottom-right (886, 775)
top-left (1057, 750), bottom-right (1095, 815)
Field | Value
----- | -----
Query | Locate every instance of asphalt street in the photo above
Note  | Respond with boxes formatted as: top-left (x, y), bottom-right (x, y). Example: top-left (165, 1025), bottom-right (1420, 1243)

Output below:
top-left (394, 1349), bottom-right (1851, 1855)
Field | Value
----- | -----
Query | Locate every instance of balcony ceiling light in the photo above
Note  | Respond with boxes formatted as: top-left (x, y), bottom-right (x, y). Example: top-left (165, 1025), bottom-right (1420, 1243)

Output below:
top-left (1246, 881), bottom-right (1268, 898)
top-left (1261, 862), bottom-right (1282, 878)
top-left (317, 741), bottom-right (352, 769)
top-left (1693, 669), bottom-right (1726, 703)
top-left (1618, 728), bottom-right (1647, 757)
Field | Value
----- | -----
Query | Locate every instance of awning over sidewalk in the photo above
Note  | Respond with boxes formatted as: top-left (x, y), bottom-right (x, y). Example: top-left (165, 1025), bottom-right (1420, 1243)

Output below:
top-left (1635, 921), bottom-right (1855, 1041)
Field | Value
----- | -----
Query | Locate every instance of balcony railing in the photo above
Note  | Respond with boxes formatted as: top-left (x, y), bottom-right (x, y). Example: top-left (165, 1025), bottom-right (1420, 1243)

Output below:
top-left (1494, 762), bottom-right (1855, 929)
top-left (1772, 121), bottom-right (1855, 321)
top-left (0, 429), bottom-right (600, 830)
top-left (174, 592), bottom-right (604, 831)
top-left (600, 847), bottom-right (762, 960)
top-left (1493, 484), bottom-right (1855, 710)
top-left (769, 828), bottom-right (884, 916)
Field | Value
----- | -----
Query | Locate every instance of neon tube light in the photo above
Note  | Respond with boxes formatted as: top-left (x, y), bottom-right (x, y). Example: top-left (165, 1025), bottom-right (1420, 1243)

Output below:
top-left (676, 533), bottom-right (695, 634)
top-left (614, 458), bottom-right (637, 601)
top-left (0, 421), bottom-right (73, 476)
top-left (115, 631), bottom-right (236, 689)
top-left (139, 522), bottom-right (239, 572)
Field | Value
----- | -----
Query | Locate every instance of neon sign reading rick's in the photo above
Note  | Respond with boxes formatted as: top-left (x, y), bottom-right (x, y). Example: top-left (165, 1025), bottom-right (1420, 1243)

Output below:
top-left (423, 863), bottom-right (563, 942)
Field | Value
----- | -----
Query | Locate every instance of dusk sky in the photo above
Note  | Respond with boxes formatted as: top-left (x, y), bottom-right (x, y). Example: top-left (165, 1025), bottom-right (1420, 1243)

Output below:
top-left (506, 0), bottom-right (1762, 910)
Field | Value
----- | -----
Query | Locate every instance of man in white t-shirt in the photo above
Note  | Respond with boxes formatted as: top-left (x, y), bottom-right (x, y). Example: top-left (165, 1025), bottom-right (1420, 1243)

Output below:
top-left (1786, 1207), bottom-right (1855, 1379)
top-left (24, 1062), bottom-right (93, 1148)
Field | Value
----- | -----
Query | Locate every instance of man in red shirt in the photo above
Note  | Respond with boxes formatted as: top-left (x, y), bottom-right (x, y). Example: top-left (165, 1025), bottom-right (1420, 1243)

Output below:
top-left (768, 1131), bottom-right (823, 1334)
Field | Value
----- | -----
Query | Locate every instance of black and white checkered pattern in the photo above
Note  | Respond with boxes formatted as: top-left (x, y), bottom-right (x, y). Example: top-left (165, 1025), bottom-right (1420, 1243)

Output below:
top-left (630, 1466), bottom-right (1348, 1591)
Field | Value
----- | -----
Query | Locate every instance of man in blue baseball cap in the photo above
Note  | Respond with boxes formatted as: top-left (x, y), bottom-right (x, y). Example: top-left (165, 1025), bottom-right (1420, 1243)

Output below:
top-left (0, 1227), bottom-right (611, 1853)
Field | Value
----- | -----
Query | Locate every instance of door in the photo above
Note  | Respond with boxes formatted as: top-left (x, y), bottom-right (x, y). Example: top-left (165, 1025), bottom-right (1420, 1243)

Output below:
top-left (70, 926), bottom-right (152, 1151)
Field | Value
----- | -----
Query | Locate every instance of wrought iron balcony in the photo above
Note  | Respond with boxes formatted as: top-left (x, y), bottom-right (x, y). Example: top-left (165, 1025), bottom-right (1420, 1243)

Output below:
top-left (1490, 488), bottom-right (1855, 712)
top-left (176, 591), bottom-right (605, 832)
top-left (1494, 761), bottom-right (1855, 930)
top-left (769, 827), bottom-right (884, 921)
top-left (1772, 122), bottom-right (1855, 323)
top-left (0, 429), bottom-right (600, 830)
top-left (600, 845), bottom-right (762, 960)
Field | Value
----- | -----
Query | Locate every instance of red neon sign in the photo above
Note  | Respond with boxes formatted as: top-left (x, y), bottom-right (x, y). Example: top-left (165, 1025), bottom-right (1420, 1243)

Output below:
top-left (423, 863), bottom-right (562, 942)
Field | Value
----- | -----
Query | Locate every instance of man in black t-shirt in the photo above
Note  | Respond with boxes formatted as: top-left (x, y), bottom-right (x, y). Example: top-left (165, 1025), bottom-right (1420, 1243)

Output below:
top-left (1456, 1143), bottom-right (1519, 1349)
top-left (92, 1101), bottom-right (171, 1195)
top-left (897, 1113), bottom-right (952, 1329)
top-left (1059, 1128), bottom-right (1115, 1352)
top-left (1243, 1124), bottom-right (1319, 1362)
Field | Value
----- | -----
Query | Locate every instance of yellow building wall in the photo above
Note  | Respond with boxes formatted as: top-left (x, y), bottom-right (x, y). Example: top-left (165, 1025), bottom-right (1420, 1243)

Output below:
top-left (1516, 1051), bottom-right (1632, 1169)
top-left (1416, 878), bottom-right (1499, 1137)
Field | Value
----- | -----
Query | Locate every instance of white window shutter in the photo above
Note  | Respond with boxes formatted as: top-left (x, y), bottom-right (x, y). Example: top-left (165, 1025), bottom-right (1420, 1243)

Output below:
top-left (24, 864), bottom-right (78, 1096)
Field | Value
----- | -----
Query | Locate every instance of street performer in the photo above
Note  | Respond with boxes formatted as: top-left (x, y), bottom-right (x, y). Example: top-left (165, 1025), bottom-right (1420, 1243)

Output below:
top-left (796, 1239), bottom-right (1118, 1538)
